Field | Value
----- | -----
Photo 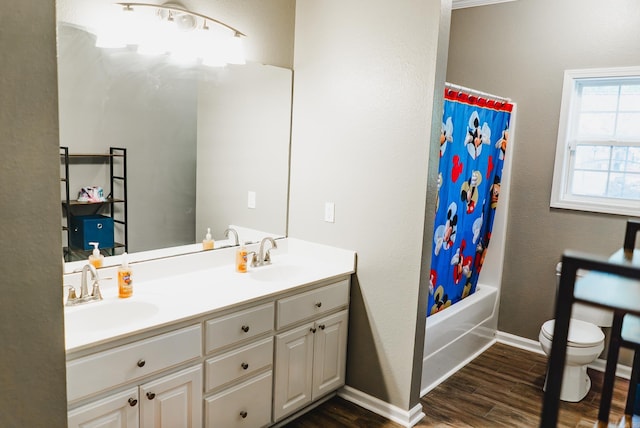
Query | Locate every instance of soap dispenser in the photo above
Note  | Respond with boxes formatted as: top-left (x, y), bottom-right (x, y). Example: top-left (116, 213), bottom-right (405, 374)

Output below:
top-left (236, 242), bottom-right (248, 273)
top-left (88, 242), bottom-right (104, 269)
top-left (118, 252), bottom-right (133, 298)
top-left (203, 227), bottom-right (214, 250)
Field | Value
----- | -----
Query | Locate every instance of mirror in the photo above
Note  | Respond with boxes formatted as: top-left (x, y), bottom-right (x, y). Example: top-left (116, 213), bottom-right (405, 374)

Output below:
top-left (57, 23), bottom-right (292, 269)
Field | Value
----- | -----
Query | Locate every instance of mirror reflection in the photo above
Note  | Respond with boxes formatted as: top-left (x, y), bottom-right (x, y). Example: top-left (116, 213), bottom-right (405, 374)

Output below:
top-left (57, 23), bottom-right (292, 268)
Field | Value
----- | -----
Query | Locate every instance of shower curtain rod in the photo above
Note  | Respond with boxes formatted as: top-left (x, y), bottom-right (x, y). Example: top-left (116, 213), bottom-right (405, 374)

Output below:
top-left (445, 82), bottom-right (511, 103)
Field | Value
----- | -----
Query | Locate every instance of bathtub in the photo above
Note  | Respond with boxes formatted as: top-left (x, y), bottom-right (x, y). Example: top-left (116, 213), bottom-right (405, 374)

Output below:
top-left (420, 284), bottom-right (499, 396)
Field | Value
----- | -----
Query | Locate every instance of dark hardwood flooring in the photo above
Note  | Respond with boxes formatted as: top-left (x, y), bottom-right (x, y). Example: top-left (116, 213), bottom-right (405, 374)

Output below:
top-left (284, 343), bottom-right (639, 428)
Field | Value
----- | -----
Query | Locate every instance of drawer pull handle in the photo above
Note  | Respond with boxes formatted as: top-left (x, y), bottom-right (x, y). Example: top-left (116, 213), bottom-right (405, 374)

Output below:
top-left (310, 327), bottom-right (317, 333)
top-left (315, 302), bottom-right (322, 308)
top-left (146, 392), bottom-right (156, 400)
top-left (128, 398), bottom-right (138, 407)
top-left (241, 362), bottom-right (249, 370)
top-left (241, 325), bottom-right (250, 333)
top-left (240, 411), bottom-right (248, 419)
top-left (318, 324), bottom-right (326, 330)
top-left (137, 359), bottom-right (146, 368)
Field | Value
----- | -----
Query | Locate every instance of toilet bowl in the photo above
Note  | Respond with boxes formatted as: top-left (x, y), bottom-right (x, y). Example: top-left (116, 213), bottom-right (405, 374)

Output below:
top-left (538, 263), bottom-right (613, 402)
top-left (539, 318), bottom-right (605, 402)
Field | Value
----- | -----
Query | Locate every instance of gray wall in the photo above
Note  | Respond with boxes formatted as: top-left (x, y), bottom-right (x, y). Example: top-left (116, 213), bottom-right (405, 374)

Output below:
top-left (0, 1), bottom-right (68, 426)
top-left (447, 0), bottom-right (640, 349)
top-left (289, 0), bottom-right (450, 411)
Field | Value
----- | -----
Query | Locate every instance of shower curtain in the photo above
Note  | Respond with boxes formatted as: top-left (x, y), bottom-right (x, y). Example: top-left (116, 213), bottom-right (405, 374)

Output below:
top-left (428, 88), bottom-right (512, 316)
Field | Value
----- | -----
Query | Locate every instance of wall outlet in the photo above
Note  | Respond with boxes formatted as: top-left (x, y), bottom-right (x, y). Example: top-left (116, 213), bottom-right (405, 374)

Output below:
top-left (248, 191), bottom-right (256, 209)
top-left (324, 202), bottom-right (335, 223)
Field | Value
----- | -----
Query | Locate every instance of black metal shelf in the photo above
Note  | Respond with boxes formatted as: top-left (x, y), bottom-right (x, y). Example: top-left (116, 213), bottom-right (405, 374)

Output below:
top-left (60, 146), bottom-right (128, 262)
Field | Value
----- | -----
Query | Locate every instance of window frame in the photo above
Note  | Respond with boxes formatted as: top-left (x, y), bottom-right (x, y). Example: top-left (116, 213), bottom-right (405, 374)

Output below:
top-left (550, 66), bottom-right (640, 217)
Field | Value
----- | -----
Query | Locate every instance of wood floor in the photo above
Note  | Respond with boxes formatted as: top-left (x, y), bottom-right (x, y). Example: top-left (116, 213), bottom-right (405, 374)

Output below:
top-left (284, 343), bottom-right (639, 428)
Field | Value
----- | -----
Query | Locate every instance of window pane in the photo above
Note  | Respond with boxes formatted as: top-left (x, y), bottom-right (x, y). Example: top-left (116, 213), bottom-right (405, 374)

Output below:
top-left (621, 173), bottom-right (640, 199)
top-left (627, 147), bottom-right (640, 172)
top-left (616, 112), bottom-right (640, 138)
top-left (575, 145), bottom-right (611, 170)
top-left (571, 170), bottom-right (608, 196)
top-left (619, 85), bottom-right (640, 111)
top-left (576, 112), bottom-right (615, 137)
top-left (607, 172), bottom-right (625, 197)
top-left (579, 85), bottom-right (619, 111)
top-left (611, 146), bottom-right (628, 172)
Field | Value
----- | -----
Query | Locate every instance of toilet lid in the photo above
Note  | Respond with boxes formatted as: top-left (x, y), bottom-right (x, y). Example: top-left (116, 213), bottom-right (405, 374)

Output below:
top-left (541, 319), bottom-right (605, 348)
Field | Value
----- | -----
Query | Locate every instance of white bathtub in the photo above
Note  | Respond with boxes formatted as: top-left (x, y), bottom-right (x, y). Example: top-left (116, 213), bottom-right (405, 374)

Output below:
top-left (420, 284), bottom-right (499, 396)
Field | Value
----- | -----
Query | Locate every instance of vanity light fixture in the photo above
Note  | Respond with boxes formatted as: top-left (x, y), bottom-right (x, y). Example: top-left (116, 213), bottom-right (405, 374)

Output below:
top-left (95, 2), bottom-right (246, 67)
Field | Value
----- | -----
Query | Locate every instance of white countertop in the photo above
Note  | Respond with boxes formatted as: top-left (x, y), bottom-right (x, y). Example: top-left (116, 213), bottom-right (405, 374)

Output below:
top-left (63, 238), bottom-right (356, 354)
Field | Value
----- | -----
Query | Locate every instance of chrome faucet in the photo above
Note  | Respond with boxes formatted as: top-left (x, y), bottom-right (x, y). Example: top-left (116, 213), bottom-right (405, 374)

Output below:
top-left (253, 237), bottom-right (278, 267)
top-left (224, 228), bottom-right (240, 246)
top-left (66, 264), bottom-right (103, 306)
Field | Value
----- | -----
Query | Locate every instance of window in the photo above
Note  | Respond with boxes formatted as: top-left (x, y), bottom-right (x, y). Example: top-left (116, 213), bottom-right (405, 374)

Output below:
top-left (550, 67), bottom-right (640, 216)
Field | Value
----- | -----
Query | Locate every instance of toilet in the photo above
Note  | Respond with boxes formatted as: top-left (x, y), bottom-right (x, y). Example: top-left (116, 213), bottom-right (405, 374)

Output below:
top-left (538, 263), bottom-right (613, 402)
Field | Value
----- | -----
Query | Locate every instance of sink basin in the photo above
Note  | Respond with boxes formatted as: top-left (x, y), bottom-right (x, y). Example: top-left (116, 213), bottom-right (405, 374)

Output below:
top-left (65, 300), bottom-right (160, 333)
top-left (248, 264), bottom-right (309, 282)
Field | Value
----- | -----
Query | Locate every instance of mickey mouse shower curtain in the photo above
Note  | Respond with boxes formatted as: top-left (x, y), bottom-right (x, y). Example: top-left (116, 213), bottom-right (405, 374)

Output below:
top-left (428, 87), bottom-right (513, 316)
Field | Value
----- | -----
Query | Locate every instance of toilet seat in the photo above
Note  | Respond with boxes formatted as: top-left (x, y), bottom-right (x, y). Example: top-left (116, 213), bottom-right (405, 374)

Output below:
top-left (541, 319), bottom-right (604, 348)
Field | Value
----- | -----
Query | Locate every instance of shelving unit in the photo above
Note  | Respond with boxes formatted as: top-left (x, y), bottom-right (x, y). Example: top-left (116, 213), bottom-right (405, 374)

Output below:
top-left (60, 146), bottom-right (128, 262)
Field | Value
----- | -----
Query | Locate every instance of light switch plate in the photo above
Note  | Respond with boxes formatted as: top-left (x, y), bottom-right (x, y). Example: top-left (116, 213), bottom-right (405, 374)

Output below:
top-left (248, 191), bottom-right (256, 209)
top-left (324, 202), bottom-right (335, 223)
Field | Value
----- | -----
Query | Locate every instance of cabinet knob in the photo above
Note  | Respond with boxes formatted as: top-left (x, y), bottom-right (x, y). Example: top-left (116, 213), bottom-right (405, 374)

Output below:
top-left (137, 359), bottom-right (146, 368)
top-left (318, 324), bottom-right (326, 330)
top-left (240, 411), bottom-right (248, 419)
top-left (310, 327), bottom-right (317, 333)
top-left (146, 392), bottom-right (156, 400)
top-left (128, 398), bottom-right (138, 407)
top-left (241, 362), bottom-right (249, 370)
top-left (241, 325), bottom-right (250, 333)
top-left (315, 302), bottom-right (322, 308)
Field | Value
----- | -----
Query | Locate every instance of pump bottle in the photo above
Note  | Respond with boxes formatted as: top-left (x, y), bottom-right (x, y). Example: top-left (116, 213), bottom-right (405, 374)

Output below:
top-left (236, 243), bottom-right (248, 273)
top-left (202, 227), bottom-right (214, 250)
top-left (118, 252), bottom-right (133, 298)
top-left (88, 242), bottom-right (104, 269)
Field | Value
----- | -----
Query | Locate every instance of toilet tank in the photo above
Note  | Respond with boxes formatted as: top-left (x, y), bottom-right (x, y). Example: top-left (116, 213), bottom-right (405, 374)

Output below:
top-left (556, 262), bottom-right (614, 327)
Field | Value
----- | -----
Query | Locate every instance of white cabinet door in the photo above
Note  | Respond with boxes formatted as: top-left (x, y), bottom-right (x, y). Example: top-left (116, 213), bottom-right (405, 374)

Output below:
top-left (139, 365), bottom-right (202, 428)
top-left (312, 310), bottom-right (348, 399)
top-left (273, 323), bottom-right (314, 421)
top-left (68, 388), bottom-right (139, 428)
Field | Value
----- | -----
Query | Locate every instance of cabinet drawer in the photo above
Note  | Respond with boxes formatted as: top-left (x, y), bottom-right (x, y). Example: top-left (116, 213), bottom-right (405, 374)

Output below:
top-left (276, 279), bottom-right (349, 329)
top-left (67, 324), bottom-right (202, 402)
top-left (205, 303), bottom-right (274, 353)
top-left (205, 337), bottom-right (273, 392)
top-left (205, 371), bottom-right (272, 428)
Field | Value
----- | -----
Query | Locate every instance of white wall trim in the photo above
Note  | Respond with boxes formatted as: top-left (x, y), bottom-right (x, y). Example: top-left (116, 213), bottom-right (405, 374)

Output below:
top-left (453, 0), bottom-right (517, 10)
top-left (338, 386), bottom-right (425, 428)
top-left (496, 330), bottom-right (632, 380)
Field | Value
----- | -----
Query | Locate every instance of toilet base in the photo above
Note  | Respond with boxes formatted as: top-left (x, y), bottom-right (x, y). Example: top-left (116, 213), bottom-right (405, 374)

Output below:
top-left (543, 363), bottom-right (591, 403)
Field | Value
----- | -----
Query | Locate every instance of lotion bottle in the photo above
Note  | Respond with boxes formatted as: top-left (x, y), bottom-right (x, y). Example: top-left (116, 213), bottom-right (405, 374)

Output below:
top-left (118, 252), bottom-right (133, 298)
top-left (88, 242), bottom-right (104, 269)
top-left (202, 227), bottom-right (214, 250)
top-left (236, 242), bottom-right (248, 273)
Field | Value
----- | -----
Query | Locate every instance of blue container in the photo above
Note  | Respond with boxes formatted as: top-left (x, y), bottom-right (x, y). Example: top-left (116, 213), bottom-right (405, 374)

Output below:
top-left (69, 215), bottom-right (114, 250)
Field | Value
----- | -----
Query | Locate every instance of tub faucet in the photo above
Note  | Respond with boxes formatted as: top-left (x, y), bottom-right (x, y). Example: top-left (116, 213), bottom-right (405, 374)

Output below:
top-left (253, 237), bottom-right (278, 267)
top-left (224, 228), bottom-right (240, 246)
top-left (66, 264), bottom-right (103, 306)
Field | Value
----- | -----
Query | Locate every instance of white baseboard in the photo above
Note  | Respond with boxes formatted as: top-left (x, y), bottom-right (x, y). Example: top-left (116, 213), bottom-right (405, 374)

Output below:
top-left (496, 330), bottom-right (632, 380)
top-left (338, 385), bottom-right (425, 428)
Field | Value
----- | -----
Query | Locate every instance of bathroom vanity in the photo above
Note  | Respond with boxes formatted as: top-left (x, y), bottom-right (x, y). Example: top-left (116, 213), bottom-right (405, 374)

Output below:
top-left (63, 238), bottom-right (355, 428)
